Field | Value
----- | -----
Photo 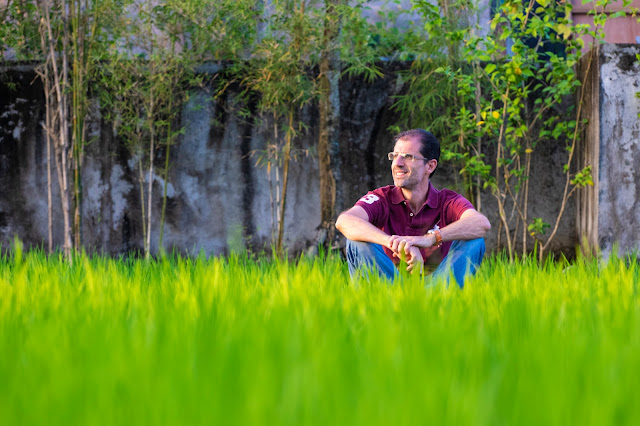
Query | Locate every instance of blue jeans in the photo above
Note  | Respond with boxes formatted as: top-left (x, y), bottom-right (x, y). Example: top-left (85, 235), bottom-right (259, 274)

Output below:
top-left (346, 238), bottom-right (486, 288)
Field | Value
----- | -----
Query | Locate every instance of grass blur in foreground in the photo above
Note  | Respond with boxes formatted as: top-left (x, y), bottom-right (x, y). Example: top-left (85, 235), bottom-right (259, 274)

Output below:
top-left (0, 247), bottom-right (639, 426)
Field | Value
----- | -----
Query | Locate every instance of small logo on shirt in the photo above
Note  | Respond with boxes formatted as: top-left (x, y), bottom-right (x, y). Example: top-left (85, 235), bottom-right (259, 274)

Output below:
top-left (359, 194), bottom-right (380, 205)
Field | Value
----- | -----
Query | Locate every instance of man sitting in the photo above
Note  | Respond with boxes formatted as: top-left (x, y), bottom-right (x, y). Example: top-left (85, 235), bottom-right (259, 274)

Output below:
top-left (335, 129), bottom-right (491, 287)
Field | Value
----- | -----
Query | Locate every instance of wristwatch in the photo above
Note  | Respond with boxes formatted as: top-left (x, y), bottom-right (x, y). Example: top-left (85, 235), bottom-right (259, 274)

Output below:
top-left (427, 229), bottom-right (443, 247)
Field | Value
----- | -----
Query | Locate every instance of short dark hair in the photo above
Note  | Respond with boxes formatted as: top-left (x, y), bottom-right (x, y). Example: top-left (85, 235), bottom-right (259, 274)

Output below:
top-left (394, 128), bottom-right (440, 177)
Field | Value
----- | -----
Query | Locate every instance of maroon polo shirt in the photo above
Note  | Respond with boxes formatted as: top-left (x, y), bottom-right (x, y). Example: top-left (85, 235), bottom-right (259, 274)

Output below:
top-left (355, 183), bottom-right (474, 265)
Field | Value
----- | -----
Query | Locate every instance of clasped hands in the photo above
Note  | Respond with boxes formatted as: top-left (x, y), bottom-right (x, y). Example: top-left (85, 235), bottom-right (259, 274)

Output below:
top-left (386, 234), bottom-right (436, 275)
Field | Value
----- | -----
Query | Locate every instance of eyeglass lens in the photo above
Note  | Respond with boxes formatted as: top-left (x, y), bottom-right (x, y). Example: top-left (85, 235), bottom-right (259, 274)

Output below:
top-left (388, 152), bottom-right (415, 161)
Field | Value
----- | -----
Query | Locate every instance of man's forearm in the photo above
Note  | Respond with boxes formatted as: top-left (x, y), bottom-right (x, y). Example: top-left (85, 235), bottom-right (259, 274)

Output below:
top-left (335, 213), bottom-right (390, 246)
top-left (387, 210), bottom-right (490, 253)
top-left (439, 211), bottom-right (491, 242)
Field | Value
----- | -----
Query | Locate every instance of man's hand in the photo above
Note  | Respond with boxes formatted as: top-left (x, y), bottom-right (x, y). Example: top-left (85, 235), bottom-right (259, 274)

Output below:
top-left (386, 209), bottom-right (491, 255)
top-left (396, 240), bottom-right (424, 275)
top-left (387, 234), bottom-right (435, 254)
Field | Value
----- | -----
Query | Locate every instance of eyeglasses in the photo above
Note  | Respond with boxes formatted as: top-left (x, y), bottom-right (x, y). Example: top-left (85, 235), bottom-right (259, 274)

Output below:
top-left (387, 152), bottom-right (428, 162)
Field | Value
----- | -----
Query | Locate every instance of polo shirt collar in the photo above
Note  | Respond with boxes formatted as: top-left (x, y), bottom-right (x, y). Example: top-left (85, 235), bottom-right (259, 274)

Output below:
top-left (425, 182), bottom-right (440, 209)
top-left (389, 183), bottom-right (441, 208)
top-left (389, 186), bottom-right (406, 204)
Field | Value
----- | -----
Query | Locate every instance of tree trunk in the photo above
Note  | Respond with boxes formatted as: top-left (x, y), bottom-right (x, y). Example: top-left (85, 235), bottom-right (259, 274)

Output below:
top-left (146, 89), bottom-right (155, 260)
top-left (316, 0), bottom-right (342, 251)
top-left (276, 111), bottom-right (294, 256)
top-left (138, 157), bottom-right (147, 254)
top-left (158, 92), bottom-right (174, 252)
top-left (36, 59), bottom-right (55, 255)
top-left (39, 0), bottom-right (74, 260)
top-left (46, 90), bottom-right (53, 255)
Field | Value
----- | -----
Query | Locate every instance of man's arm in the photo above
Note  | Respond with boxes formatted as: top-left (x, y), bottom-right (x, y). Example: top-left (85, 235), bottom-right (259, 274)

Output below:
top-left (388, 209), bottom-right (491, 252)
top-left (336, 208), bottom-right (424, 274)
top-left (335, 206), bottom-right (391, 246)
top-left (439, 209), bottom-right (491, 242)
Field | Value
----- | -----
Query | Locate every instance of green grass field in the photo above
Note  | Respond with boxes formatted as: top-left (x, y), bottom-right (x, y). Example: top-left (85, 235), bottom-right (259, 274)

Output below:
top-left (1, 246), bottom-right (639, 426)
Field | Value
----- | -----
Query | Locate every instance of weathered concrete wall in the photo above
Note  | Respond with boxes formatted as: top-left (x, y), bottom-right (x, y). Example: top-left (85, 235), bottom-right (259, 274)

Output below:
top-left (0, 66), bottom-right (395, 255)
top-left (578, 44), bottom-right (640, 257)
top-left (0, 67), bottom-right (49, 245)
top-left (0, 63), bottom-right (582, 257)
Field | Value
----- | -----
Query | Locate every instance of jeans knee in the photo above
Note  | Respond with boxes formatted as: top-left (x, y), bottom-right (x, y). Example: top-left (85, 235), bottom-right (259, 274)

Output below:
top-left (346, 239), bottom-right (370, 260)
top-left (449, 238), bottom-right (486, 264)
top-left (469, 237), bottom-right (486, 254)
top-left (346, 239), bottom-right (370, 251)
top-left (346, 240), bottom-right (376, 266)
top-left (345, 239), bottom-right (398, 281)
top-left (453, 237), bottom-right (485, 252)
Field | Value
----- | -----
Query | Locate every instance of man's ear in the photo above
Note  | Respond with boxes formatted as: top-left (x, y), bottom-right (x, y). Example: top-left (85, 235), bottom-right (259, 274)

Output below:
top-left (427, 159), bottom-right (438, 175)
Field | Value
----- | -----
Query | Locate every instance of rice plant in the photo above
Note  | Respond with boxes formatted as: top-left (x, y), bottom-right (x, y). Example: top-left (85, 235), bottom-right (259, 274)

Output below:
top-left (0, 246), bottom-right (638, 425)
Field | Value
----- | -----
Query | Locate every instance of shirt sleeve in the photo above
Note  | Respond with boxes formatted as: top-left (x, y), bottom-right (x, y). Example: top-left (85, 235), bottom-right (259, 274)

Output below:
top-left (354, 190), bottom-right (388, 228)
top-left (443, 194), bottom-right (474, 223)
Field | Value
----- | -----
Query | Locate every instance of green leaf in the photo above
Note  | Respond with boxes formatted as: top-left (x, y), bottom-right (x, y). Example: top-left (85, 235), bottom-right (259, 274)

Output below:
top-left (556, 23), bottom-right (572, 40)
top-left (528, 218), bottom-right (550, 236)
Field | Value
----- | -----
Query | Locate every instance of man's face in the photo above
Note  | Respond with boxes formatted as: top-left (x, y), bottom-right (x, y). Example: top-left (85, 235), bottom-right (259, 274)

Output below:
top-left (391, 137), bottom-right (430, 190)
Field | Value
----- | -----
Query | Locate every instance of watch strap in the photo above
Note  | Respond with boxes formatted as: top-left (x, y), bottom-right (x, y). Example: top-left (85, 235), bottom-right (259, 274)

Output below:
top-left (433, 229), bottom-right (443, 247)
top-left (428, 229), bottom-right (443, 247)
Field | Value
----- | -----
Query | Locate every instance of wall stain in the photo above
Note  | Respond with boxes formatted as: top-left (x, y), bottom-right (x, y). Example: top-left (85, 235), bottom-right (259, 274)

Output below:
top-left (209, 87), bottom-right (228, 150)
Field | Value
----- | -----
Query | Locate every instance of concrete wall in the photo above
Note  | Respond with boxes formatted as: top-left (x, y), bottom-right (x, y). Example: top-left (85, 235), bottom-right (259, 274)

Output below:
top-left (0, 65), bottom-right (397, 256)
top-left (577, 44), bottom-right (640, 257)
top-left (0, 62), bottom-right (584, 257)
